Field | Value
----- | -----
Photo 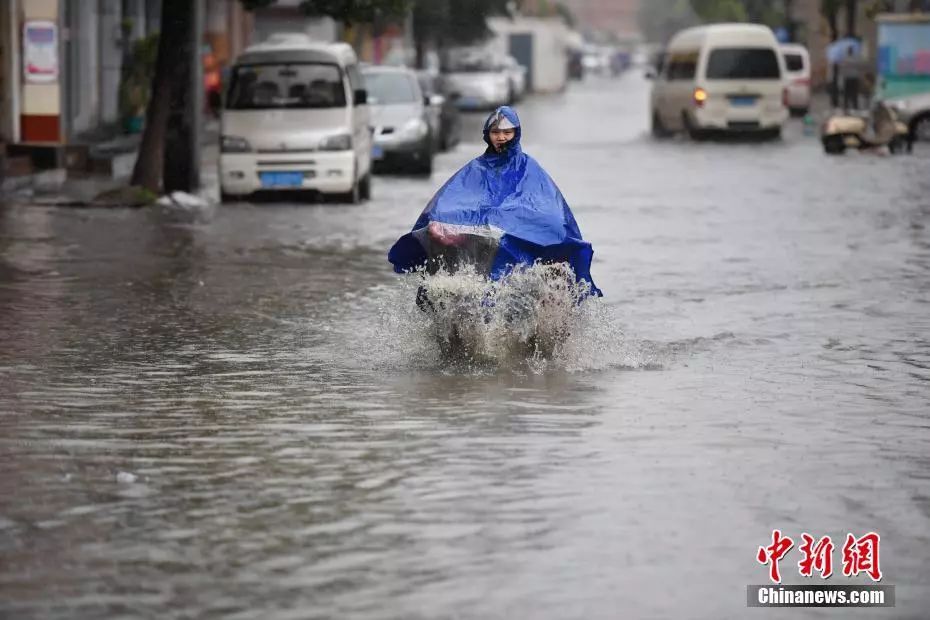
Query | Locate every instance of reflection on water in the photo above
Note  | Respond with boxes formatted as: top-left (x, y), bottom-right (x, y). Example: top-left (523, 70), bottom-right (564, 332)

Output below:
top-left (1, 75), bottom-right (929, 618)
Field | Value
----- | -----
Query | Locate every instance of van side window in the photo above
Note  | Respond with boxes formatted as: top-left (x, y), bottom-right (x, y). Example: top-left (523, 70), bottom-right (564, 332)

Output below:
top-left (666, 51), bottom-right (698, 81)
top-left (346, 63), bottom-right (363, 101)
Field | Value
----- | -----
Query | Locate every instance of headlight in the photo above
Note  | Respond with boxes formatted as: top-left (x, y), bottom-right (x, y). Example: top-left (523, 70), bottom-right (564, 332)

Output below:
top-left (221, 135), bottom-right (251, 153)
top-left (400, 118), bottom-right (428, 140)
top-left (319, 133), bottom-right (353, 151)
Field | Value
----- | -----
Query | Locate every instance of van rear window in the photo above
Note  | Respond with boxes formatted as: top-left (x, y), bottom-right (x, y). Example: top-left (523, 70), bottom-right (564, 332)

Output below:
top-left (784, 53), bottom-right (804, 72)
top-left (226, 63), bottom-right (346, 109)
top-left (706, 48), bottom-right (781, 80)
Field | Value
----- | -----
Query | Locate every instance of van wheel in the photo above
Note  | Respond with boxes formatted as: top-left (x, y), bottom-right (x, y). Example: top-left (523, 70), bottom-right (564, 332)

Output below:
top-left (220, 191), bottom-right (238, 203)
top-left (763, 128), bottom-right (782, 141)
top-left (682, 112), bottom-right (707, 141)
top-left (823, 135), bottom-right (846, 155)
top-left (341, 181), bottom-right (361, 204)
top-left (337, 160), bottom-right (362, 204)
top-left (359, 171), bottom-right (372, 200)
top-left (651, 110), bottom-right (671, 138)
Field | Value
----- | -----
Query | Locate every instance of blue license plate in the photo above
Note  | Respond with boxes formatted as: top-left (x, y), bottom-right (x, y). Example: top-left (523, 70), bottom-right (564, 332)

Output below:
top-left (372, 144), bottom-right (384, 160)
top-left (458, 97), bottom-right (481, 109)
top-left (730, 96), bottom-right (757, 107)
top-left (260, 171), bottom-right (304, 188)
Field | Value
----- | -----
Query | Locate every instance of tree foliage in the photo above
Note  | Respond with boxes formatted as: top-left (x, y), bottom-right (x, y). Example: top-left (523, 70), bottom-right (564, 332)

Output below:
top-left (240, 0), bottom-right (410, 23)
top-left (412, 0), bottom-right (512, 49)
top-left (640, 0), bottom-right (796, 43)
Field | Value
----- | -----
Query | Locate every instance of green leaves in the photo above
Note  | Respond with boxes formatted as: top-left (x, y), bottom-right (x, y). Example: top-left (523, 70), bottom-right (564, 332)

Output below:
top-left (239, 0), bottom-right (411, 23)
top-left (412, 0), bottom-right (512, 47)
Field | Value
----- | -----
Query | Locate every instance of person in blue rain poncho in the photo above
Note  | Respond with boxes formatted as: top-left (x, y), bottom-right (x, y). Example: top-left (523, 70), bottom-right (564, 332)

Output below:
top-left (388, 105), bottom-right (601, 297)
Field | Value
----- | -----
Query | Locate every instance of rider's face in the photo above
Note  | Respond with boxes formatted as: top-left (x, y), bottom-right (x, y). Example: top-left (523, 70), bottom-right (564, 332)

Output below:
top-left (489, 127), bottom-right (516, 151)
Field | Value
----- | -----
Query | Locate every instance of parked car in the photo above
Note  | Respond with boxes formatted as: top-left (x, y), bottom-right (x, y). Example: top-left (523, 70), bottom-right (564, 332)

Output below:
top-left (362, 65), bottom-right (434, 174)
top-left (581, 44), bottom-right (609, 76)
top-left (219, 34), bottom-right (372, 203)
top-left (442, 48), bottom-right (512, 110)
top-left (416, 71), bottom-right (462, 152)
top-left (649, 24), bottom-right (789, 140)
top-left (781, 43), bottom-right (811, 116)
top-left (498, 54), bottom-right (528, 101)
top-left (886, 90), bottom-right (930, 146)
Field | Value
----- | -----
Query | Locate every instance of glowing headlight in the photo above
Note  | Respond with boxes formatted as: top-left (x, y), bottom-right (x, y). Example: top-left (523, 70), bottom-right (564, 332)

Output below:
top-left (400, 118), bottom-right (428, 140)
top-left (221, 135), bottom-right (251, 153)
top-left (320, 133), bottom-right (353, 151)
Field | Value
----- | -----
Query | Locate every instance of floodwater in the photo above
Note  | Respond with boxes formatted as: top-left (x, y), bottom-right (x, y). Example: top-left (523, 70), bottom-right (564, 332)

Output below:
top-left (1, 74), bottom-right (929, 619)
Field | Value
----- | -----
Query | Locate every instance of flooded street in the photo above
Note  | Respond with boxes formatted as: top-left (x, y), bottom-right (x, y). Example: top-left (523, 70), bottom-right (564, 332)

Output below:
top-left (2, 74), bottom-right (929, 618)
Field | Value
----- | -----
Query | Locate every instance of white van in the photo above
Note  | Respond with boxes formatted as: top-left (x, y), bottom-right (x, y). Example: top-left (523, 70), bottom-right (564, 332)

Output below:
top-left (219, 34), bottom-right (372, 203)
top-left (781, 43), bottom-right (812, 116)
top-left (650, 24), bottom-right (788, 140)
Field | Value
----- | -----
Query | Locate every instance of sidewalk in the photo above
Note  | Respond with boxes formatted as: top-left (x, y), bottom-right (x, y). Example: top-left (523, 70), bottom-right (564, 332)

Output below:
top-left (1, 118), bottom-right (220, 207)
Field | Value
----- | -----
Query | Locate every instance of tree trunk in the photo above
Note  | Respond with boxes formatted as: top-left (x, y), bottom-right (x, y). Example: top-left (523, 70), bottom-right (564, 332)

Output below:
top-left (414, 35), bottom-right (426, 70)
top-left (163, 0), bottom-right (201, 193)
top-left (845, 0), bottom-right (857, 37)
top-left (129, 0), bottom-right (190, 193)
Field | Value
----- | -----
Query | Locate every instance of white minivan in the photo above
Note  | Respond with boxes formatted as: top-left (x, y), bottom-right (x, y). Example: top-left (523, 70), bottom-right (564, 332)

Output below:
top-left (781, 43), bottom-right (812, 116)
top-left (219, 34), bottom-right (372, 203)
top-left (650, 24), bottom-right (788, 140)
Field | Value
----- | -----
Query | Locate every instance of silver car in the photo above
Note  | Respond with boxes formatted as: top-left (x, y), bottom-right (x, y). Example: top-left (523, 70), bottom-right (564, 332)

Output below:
top-left (442, 48), bottom-right (512, 110)
top-left (886, 91), bottom-right (930, 144)
top-left (362, 65), bottom-right (434, 174)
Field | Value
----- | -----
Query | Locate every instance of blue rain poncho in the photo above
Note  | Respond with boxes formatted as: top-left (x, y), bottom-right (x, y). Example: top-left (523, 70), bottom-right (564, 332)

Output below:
top-left (388, 106), bottom-right (602, 297)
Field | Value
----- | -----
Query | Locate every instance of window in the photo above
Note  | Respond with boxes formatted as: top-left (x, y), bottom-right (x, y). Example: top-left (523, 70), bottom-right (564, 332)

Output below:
top-left (226, 63), bottom-right (347, 110)
top-left (665, 51), bottom-right (698, 81)
top-left (345, 63), bottom-right (364, 104)
top-left (706, 48), bottom-right (781, 80)
top-left (362, 71), bottom-right (420, 104)
top-left (784, 53), bottom-right (804, 72)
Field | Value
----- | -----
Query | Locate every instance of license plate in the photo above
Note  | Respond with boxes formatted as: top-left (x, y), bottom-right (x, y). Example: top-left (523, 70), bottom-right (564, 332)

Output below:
top-left (372, 144), bottom-right (384, 160)
top-left (730, 96), bottom-right (757, 107)
top-left (458, 97), bottom-right (480, 109)
top-left (260, 171), bottom-right (304, 188)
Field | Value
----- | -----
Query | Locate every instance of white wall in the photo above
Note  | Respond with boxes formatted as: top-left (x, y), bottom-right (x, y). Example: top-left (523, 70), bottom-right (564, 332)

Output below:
top-left (98, 0), bottom-right (122, 124)
top-left (65, 0), bottom-right (100, 136)
top-left (488, 17), bottom-right (569, 93)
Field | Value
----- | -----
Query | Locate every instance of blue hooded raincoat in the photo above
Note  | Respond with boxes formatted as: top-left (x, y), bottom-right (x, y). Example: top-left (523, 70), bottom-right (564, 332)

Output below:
top-left (388, 106), bottom-right (601, 296)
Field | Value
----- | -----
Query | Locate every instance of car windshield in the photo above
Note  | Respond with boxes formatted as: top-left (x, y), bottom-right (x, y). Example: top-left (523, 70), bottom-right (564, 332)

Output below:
top-left (226, 62), bottom-right (346, 110)
top-left (706, 48), bottom-right (781, 80)
top-left (784, 52), bottom-right (805, 72)
top-left (363, 71), bottom-right (419, 104)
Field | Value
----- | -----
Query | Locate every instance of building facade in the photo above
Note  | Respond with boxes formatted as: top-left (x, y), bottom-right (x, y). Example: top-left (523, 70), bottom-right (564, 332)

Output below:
top-left (0, 0), bottom-right (257, 154)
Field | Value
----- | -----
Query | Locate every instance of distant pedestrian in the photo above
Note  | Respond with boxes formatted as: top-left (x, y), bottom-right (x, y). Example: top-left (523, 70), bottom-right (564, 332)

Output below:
top-left (839, 47), bottom-right (863, 111)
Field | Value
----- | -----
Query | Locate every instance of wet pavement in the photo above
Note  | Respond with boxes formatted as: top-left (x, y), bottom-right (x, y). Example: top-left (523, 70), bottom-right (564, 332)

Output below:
top-left (1, 73), bottom-right (929, 619)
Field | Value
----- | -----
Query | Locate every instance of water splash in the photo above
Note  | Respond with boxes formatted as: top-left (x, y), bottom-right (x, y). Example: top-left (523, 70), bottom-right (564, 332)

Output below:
top-left (333, 264), bottom-right (660, 373)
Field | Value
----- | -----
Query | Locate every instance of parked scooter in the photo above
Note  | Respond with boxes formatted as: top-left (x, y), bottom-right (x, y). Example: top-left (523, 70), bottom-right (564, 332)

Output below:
top-left (821, 101), bottom-right (911, 155)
